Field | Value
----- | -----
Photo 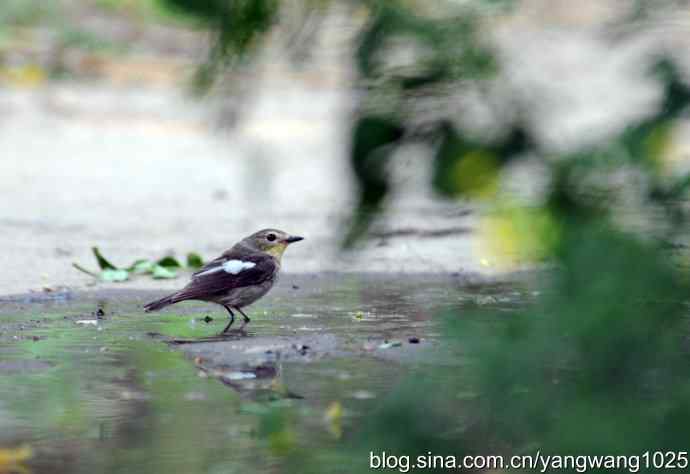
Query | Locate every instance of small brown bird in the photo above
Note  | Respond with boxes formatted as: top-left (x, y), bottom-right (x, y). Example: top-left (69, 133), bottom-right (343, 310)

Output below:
top-left (144, 229), bottom-right (304, 332)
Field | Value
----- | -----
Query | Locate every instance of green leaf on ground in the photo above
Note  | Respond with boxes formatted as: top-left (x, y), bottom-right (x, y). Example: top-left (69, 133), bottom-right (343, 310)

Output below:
top-left (75, 248), bottom-right (201, 280)
top-left (129, 259), bottom-right (155, 274)
top-left (152, 265), bottom-right (178, 279)
top-left (72, 262), bottom-right (98, 278)
top-left (186, 252), bottom-right (204, 269)
top-left (101, 269), bottom-right (129, 282)
top-left (157, 256), bottom-right (182, 268)
top-left (92, 247), bottom-right (118, 270)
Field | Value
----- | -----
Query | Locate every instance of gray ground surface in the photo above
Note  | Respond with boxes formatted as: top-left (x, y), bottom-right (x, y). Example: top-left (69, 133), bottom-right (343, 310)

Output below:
top-left (0, 77), bottom-right (481, 295)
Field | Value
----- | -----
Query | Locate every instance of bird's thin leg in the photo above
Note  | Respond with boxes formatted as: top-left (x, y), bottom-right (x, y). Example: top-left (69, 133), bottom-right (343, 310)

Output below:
top-left (235, 307), bottom-right (251, 328)
top-left (222, 306), bottom-right (235, 333)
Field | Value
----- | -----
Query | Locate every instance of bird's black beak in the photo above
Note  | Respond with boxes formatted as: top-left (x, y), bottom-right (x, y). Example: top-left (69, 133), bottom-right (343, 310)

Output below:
top-left (285, 235), bottom-right (304, 244)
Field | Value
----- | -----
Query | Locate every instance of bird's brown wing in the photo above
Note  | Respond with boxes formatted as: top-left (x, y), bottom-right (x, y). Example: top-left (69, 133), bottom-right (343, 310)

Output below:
top-left (174, 252), bottom-right (278, 301)
top-left (190, 244), bottom-right (259, 279)
top-left (191, 246), bottom-right (242, 278)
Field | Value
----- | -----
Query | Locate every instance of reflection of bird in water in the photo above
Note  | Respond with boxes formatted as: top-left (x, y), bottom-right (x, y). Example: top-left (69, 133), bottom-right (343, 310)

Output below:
top-left (195, 359), bottom-right (303, 401)
top-left (144, 229), bottom-right (304, 333)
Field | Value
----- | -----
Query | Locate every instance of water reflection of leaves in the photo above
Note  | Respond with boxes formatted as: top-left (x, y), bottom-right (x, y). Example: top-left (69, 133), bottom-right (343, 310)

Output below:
top-left (0, 445), bottom-right (31, 474)
top-left (324, 401), bottom-right (343, 439)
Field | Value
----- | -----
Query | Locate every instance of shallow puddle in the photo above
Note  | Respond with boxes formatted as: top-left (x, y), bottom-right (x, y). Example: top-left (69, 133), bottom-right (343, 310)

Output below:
top-left (0, 274), bottom-right (524, 474)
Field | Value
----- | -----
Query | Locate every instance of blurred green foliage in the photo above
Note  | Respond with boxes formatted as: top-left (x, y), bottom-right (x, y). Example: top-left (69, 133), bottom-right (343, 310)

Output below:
top-left (346, 115), bottom-right (405, 246)
top-left (0, 0), bottom-right (55, 27)
top-left (160, 0), bottom-right (279, 88)
top-left (465, 221), bottom-right (690, 453)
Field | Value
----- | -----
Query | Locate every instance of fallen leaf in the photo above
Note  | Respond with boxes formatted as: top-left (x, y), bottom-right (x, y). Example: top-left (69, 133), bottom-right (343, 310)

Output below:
top-left (129, 259), bottom-right (155, 274)
top-left (72, 262), bottom-right (98, 277)
top-left (92, 247), bottom-right (118, 270)
top-left (101, 269), bottom-right (129, 282)
top-left (186, 252), bottom-right (204, 269)
top-left (157, 256), bottom-right (182, 268)
top-left (152, 265), bottom-right (177, 279)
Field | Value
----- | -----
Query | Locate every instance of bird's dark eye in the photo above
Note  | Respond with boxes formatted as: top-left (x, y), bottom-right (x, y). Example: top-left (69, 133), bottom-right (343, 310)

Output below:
top-left (266, 233), bottom-right (277, 242)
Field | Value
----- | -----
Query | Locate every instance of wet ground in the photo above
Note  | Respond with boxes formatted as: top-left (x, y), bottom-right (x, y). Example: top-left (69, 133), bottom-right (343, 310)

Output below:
top-left (0, 273), bottom-right (529, 474)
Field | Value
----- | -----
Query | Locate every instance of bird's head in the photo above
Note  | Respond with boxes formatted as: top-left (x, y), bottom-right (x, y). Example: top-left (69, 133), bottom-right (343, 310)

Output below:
top-left (242, 229), bottom-right (304, 258)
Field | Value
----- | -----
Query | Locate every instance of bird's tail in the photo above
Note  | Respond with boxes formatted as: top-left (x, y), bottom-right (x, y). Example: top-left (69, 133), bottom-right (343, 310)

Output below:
top-left (144, 292), bottom-right (184, 312)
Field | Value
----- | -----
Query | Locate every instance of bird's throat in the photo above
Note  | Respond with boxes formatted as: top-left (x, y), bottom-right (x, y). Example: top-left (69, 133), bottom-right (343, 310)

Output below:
top-left (264, 243), bottom-right (288, 260)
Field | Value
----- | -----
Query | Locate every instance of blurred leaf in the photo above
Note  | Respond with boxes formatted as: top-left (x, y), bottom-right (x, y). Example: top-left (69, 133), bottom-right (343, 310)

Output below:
top-left (356, 3), bottom-right (406, 80)
top-left (160, 0), bottom-right (279, 90)
top-left (72, 263), bottom-right (98, 278)
top-left (92, 247), bottom-right (118, 270)
top-left (652, 172), bottom-right (690, 202)
top-left (480, 205), bottom-right (561, 268)
top-left (0, 64), bottom-right (47, 88)
top-left (345, 115), bottom-right (404, 246)
top-left (357, 2), bottom-right (497, 90)
top-left (128, 259), bottom-right (155, 274)
top-left (0, 445), bottom-right (32, 472)
top-left (324, 401), bottom-right (343, 439)
top-left (259, 408), bottom-right (296, 456)
top-left (186, 252), bottom-right (204, 269)
top-left (623, 59), bottom-right (690, 167)
top-left (152, 265), bottom-right (178, 279)
top-left (351, 115), bottom-right (404, 202)
top-left (359, 14), bottom-right (442, 88)
top-left (157, 256), bottom-right (182, 268)
top-left (101, 269), bottom-right (130, 282)
top-left (432, 121), bottom-right (529, 198)
top-left (654, 58), bottom-right (690, 120)
top-left (157, 0), bottom-right (225, 22)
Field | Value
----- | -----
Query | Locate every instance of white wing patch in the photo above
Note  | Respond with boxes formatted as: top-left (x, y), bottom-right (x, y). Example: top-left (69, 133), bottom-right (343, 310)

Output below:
top-left (195, 259), bottom-right (256, 278)
top-left (222, 260), bottom-right (256, 275)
